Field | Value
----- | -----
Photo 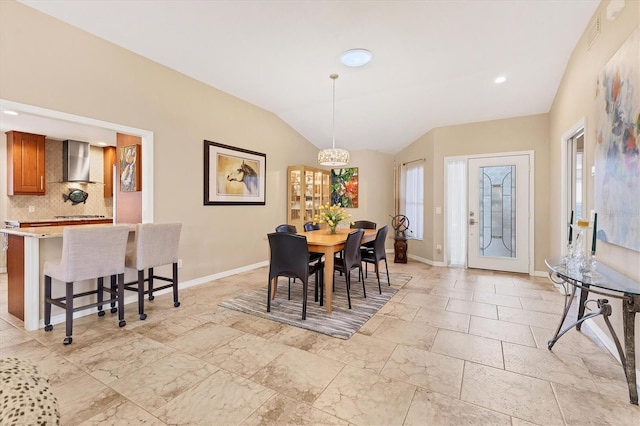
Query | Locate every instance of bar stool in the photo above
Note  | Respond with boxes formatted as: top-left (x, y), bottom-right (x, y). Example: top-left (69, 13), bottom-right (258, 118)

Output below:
top-left (43, 225), bottom-right (131, 345)
top-left (124, 223), bottom-right (182, 320)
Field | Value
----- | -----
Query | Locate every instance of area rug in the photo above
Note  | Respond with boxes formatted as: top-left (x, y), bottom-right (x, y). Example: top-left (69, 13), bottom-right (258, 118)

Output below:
top-left (219, 272), bottom-right (412, 339)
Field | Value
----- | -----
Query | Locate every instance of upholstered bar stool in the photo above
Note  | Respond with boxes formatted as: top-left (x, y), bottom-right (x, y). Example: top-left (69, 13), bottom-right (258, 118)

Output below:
top-left (124, 223), bottom-right (182, 320)
top-left (43, 225), bottom-right (131, 345)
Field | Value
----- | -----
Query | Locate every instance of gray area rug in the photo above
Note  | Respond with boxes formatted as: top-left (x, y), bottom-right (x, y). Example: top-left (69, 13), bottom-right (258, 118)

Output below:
top-left (219, 272), bottom-right (412, 339)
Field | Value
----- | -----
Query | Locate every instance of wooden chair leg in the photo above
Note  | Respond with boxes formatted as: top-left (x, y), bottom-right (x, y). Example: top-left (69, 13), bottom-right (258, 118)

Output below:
top-left (117, 273), bottom-right (126, 327)
top-left (172, 262), bottom-right (180, 308)
top-left (44, 276), bottom-right (52, 331)
top-left (138, 269), bottom-right (146, 320)
top-left (64, 282), bottom-right (73, 344)
top-left (148, 267), bottom-right (155, 300)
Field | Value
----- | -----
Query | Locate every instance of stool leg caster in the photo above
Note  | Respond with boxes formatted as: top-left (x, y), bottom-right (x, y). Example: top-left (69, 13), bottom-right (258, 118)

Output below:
top-left (119, 320), bottom-right (126, 327)
top-left (111, 307), bottom-right (117, 314)
top-left (44, 324), bottom-right (53, 332)
top-left (63, 337), bottom-right (72, 345)
top-left (140, 313), bottom-right (147, 320)
top-left (149, 295), bottom-right (155, 301)
top-left (174, 302), bottom-right (180, 308)
top-left (98, 310), bottom-right (106, 317)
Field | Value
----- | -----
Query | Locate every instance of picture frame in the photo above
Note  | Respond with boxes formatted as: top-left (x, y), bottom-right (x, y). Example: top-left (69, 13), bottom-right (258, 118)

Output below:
top-left (120, 144), bottom-right (141, 192)
top-left (204, 140), bottom-right (266, 205)
top-left (331, 167), bottom-right (358, 208)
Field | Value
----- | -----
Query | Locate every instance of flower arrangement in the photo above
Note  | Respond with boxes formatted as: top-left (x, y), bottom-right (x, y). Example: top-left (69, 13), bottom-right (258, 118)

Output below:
top-left (313, 203), bottom-right (352, 234)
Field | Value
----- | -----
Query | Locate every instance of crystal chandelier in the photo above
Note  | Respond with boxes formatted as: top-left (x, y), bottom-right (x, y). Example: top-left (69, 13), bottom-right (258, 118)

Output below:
top-left (318, 74), bottom-right (349, 167)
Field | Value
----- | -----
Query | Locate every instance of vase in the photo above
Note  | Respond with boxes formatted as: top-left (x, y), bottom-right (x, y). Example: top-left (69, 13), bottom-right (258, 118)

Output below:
top-left (329, 225), bottom-right (337, 234)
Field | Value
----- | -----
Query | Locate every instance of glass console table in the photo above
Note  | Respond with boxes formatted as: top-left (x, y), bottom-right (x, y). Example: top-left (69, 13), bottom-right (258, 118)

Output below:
top-left (545, 257), bottom-right (640, 405)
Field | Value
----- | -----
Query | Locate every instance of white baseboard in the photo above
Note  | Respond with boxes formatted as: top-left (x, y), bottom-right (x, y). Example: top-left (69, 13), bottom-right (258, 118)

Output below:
top-left (407, 254), bottom-right (446, 267)
top-left (533, 270), bottom-right (548, 277)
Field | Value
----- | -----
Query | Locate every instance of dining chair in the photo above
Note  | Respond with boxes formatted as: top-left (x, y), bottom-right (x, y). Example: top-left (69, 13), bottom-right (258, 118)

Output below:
top-left (124, 223), bottom-right (182, 320)
top-left (43, 225), bottom-right (130, 345)
top-left (332, 228), bottom-right (365, 309)
top-left (351, 220), bottom-right (377, 250)
top-left (267, 232), bottom-right (324, 320)
top-left (303, 221), bottom-right (320, 232)
top-left (275, 223), bottom-right (324, 302)
top-left (361, 225), bottom-right (391, 294)
top-left (275, 224), bottom-right (297, 233)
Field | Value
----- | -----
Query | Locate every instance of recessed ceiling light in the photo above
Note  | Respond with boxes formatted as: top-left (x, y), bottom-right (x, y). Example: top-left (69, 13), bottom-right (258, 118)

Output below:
top-left (340, 49), bottom-right (373, 67)
top-left (97, 142), bottom-right (107, 146)
top-left (3, 110), bottom-right (19, 115)
top-left (494, 76), bottom-right (507, 84)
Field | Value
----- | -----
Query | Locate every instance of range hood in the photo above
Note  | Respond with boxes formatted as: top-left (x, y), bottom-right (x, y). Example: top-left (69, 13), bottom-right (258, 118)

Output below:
top-left (63, 140), bottom-right (93, 183)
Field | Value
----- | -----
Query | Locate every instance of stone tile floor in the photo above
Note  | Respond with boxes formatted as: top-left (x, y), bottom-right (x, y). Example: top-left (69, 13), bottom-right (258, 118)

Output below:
top-left (1, 261), bottom-right (639, 425)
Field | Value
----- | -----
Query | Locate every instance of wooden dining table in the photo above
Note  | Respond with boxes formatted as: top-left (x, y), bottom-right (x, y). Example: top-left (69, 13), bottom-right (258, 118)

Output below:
top-left (297, 228), bottom-right (376, 313)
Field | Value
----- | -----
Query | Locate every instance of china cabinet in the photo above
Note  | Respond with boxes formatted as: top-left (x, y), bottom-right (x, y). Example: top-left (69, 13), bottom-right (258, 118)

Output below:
top-left (287, 165), bottom-right (330, 231)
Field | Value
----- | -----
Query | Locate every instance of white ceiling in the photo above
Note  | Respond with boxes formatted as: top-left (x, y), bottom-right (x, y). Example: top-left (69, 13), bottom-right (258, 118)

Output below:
top-left (10, 0), bottom-right (600, 153)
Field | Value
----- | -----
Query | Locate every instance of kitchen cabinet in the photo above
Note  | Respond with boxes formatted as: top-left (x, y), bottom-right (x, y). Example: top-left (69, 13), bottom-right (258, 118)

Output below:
top-left (103, 146), bottom-right (116, 197)
top-left (6, 131), bottom-right (46, 195)
top-left (287, 165), bottom-right (330, 231)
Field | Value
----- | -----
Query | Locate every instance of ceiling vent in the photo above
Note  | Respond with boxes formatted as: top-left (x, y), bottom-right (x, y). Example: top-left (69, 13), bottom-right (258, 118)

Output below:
top-left (587, 15), bottom-right (601, 49)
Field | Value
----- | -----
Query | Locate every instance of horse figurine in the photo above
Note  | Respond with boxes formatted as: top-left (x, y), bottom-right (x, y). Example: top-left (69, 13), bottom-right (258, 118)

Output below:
top-left (226, 161), bottom-right (259, 195)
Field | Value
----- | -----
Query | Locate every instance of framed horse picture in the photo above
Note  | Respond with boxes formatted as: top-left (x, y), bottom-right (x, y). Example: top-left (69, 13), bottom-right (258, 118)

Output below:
top-left (204, 140), bottom-right (266, 205)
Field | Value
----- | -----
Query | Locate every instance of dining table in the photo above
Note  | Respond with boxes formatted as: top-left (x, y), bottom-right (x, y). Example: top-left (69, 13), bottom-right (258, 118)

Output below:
top-left (297, 228), bottom-right (376, 313)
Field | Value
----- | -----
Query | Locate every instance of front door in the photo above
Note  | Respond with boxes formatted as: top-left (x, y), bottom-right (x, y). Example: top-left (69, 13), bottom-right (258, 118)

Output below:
top-left (467, 154), bottom-right (531, 273)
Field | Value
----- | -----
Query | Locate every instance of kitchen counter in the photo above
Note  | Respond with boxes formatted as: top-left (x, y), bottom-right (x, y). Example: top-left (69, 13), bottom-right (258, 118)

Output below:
top-left (5, 217), bottom-right (114, 228)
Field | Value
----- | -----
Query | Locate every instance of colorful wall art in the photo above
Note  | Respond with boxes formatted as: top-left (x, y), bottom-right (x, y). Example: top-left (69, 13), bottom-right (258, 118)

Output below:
top-left (331, 167), bottom-right (358, 208)
top-left (594, 28), bottom-right (640, 252)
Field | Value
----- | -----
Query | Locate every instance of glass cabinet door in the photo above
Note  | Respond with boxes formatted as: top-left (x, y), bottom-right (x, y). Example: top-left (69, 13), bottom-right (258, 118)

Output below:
top-left (304, 170), bottom-right (314, 221)
top-left (289, 169), bottom-right (301, 223)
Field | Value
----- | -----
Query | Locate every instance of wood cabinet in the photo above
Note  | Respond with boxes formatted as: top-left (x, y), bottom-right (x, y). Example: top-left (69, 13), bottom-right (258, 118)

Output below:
top-left (103, 146), bottom-right (116, 197)
top-left (6, 131), bottom-right (46, 195)
top-left (287, 165), bottom-right (330, 231)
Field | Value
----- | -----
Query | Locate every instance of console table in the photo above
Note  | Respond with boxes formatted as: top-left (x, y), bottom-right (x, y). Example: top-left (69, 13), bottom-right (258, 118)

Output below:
top-left (545, 257), bottom-right (639, 405)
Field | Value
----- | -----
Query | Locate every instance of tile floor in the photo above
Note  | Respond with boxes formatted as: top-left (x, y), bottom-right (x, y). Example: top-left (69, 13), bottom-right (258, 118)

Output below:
top-left (1, 261), bottom-right (639, 425)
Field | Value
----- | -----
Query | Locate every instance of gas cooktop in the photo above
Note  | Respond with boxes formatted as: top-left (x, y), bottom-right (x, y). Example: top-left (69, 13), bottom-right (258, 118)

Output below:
top-left (54, 215), bottom-right (107, 219)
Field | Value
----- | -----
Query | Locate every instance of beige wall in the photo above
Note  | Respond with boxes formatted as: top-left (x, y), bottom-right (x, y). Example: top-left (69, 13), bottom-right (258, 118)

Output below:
top-left (548, 2), bottom-right (639, 357)
top-left (395, 114), bottom-right (550, 272)
top-left (549, 0), bottom-right (639, 282)
top-left (0, 1), bottom-right (394, 277)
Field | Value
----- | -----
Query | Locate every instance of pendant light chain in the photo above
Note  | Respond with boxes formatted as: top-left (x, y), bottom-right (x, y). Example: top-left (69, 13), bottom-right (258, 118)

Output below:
top-left (318, 73), bottom-right (349, 166)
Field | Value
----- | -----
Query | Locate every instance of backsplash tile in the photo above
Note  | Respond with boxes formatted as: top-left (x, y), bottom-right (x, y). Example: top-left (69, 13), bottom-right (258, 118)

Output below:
top-left (7, 140), bottom-right (113, 221)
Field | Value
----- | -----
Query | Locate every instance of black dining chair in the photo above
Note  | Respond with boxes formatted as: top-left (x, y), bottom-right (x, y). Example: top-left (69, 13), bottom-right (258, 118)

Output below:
top-left (275, 224), bottom-right (324, 302)
top-left (351, 220), bottom-right (377, 250)
top-left (303, 221), bottom-right (320, 232)
top-left (267, 232), bottom-right (323, 320)
top-left (332, 229), bottom-right (365, 309)
top-left (361, 225), bottom-right (391, 294)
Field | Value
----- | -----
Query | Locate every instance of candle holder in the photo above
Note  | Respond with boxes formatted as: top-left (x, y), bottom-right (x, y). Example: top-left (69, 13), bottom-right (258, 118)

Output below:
top-left (582, 253), bottom-right (598, 278)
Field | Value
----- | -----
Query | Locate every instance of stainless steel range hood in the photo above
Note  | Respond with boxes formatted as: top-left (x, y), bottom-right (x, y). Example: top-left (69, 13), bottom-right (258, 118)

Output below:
top-left (63, 140), bottom-right (93, 183)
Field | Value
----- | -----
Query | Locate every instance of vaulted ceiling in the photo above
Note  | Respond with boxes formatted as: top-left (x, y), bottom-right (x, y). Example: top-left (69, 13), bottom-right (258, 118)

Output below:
top-left (14, 0), bottom-right (599, 153)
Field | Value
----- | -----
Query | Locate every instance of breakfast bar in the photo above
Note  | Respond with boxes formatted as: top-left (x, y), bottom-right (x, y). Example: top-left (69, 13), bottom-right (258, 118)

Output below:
top-left (1, 223), bottom-right (132, 331)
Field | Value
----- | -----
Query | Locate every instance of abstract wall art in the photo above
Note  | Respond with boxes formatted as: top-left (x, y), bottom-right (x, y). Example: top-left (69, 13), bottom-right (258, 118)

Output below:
top-left (594, 28), bottom-right (640, 252)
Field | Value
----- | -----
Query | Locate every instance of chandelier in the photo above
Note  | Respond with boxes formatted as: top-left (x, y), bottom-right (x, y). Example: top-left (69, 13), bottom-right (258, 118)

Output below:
top-left (318, 74), bottom-right (349, 167)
